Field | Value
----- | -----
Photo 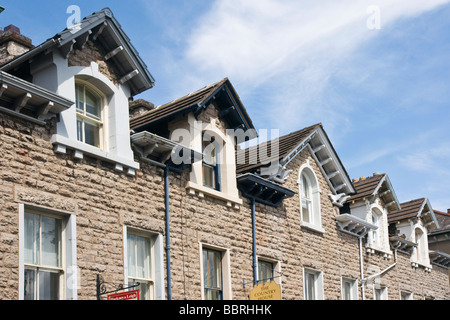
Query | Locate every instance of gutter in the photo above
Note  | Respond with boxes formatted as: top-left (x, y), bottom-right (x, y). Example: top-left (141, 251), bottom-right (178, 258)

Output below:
top-left (0, 39), bottom-right (57, 72)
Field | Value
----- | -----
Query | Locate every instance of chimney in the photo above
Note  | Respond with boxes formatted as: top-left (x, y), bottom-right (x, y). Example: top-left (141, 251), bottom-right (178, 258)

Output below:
top-left (129, 99), bottom-right (155, 119)
top-left (0, 25), bottom-right (34, 66)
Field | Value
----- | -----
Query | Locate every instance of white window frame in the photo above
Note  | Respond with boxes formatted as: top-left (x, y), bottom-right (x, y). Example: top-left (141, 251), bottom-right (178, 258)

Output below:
top-left (298, 162), bottom-right (323, 233)
top-left (123, 226), bottom-right (165, 300)
top-left (400, 291), bottom-right (413, 300)
top-left (374, 285), bottom-right (388, 300)
top-left (303, 268), bottom-right (324, 300)
top-left (256, 256), bottom-right (282, 286)
top-left (341, 277), bottom-right (358, 300)
top-left (75, 80), bottom-right (106, 150)
top-left (199, 243), bottom-right (231, 300)
top-left (18, 204), bottom-right (77, 300)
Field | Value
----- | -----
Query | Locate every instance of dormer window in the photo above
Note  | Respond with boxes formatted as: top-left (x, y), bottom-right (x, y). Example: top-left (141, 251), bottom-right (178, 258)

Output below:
top-left (75, 82), bottom-right (104, 148)
top-left (371, 210), bottom-right (380, 246)
top-left (414, 227), bottom-right (430, 266)
top-left (202, 134), bottom-right (221, 191)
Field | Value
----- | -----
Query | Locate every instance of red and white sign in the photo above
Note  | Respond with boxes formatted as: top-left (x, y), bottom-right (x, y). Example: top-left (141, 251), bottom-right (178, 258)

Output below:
top-left (107, 290), bottom-right (140, 301)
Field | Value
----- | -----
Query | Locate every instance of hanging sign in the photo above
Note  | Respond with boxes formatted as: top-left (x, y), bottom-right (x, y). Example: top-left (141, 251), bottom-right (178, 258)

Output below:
top-left (249, 281), bottom-right (281, 300)
top-left (107, 289), bottom-right (140, 300)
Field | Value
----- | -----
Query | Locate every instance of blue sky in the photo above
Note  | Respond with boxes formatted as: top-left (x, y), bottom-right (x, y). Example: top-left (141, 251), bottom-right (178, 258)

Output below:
top-left (1, 1), bottom-right (449, 211)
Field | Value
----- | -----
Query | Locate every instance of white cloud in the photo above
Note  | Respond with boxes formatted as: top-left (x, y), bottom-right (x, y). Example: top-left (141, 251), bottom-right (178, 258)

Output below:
top-left (181, 0), bottom-right (450, 135)
top-left (400, 142), bottom-right (450, 175)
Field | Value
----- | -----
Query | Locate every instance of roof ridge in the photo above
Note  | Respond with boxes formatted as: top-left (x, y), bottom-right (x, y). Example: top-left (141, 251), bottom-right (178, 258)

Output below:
top-left (239, 123), bottom-right (322, 152)
top-left (433, 209), bottom-right (450, 217)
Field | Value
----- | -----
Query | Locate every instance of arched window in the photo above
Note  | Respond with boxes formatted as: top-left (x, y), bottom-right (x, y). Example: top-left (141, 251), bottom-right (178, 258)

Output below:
top-left (301, 173), bottom-right (313, 223)
top-left (75, 82), bottom-right (104, 148)
top-left (299, 165), bottom-right (322, 231)
top-left (369, 208), bottom-right (384, 249)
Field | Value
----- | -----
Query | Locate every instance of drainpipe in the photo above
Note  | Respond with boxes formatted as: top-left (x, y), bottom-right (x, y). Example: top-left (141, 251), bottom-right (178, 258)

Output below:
top-left (251, 197), bottom-right (257, 285)
top-left (164, 165), bottom-right (172, 300)
top-left (358, 236), bottom-right (365, 300)
top-left (360, 242), bottom-right (398, 299)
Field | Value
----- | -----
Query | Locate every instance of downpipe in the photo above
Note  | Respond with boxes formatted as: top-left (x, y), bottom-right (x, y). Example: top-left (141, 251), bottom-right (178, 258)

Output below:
top-left (164, 165), bottom-right (172, 300)
top-left (360, 239), bottom-right (397, 300)
top-left (251, 197), bottom-right (257, 286)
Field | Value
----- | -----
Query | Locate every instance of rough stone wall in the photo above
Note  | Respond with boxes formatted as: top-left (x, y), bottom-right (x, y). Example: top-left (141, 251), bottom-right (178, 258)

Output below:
top-left (68, 40), bottom-right (120, 86)
top-left (0, 111), bottom-right (167, 300)
top-left (0, 103), bottom-right (448, 300)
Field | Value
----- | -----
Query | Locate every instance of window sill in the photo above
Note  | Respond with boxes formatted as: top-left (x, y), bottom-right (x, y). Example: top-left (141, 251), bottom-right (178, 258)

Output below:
top-left (300, 222), bottom-right (325, 234)
top-left (186, 181), bottom-right (242, 208)
top-left (410, 260), bottom-right (432, 271)
top-left (365, 245), bottom-right (393, 259)
top-left (51, 134), bottom-right (140, 174)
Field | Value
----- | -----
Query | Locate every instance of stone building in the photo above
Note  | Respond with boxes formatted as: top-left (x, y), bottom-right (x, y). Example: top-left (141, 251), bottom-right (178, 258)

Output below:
top-left (0, 8), bottom-right (448, 300)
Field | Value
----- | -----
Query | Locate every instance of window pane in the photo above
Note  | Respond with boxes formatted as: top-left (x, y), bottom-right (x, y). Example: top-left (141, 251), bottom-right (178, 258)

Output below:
top-left (302, 200), bottom-right (311, 223)
top-left (75, 84), bottom-right (84, 112)
top-left (305, 272), bottom-right (316, 300)
top-left (203, 141), bottom-right (216, 165)
top-left (85, 88), bottom-right (102, 120)
top-left (77, 118), bottom-right (83, 142)
top-left (127, 234), bottom-right (136, 278)
top-left (24, 268), bottom-right (36, 300)
top-left (129, 279), bottom-right (152, 300)
top-left (24, 212), bottom-right (40, 265)
top-left (38, 270), bottom-right (59, 300)
top-left (302, 175), bottom-right (309, 198)
top-left (203, 250), bottom-right (208, 286)
top-left (41, 216), bottom-right (61, 268)
top-left (258, 261), bottom-right (273, 283)
top-left (343, 280), bottom-right (352, 300)
top-left (203, 249), bottom-right (222, 300)
top-left (208, 251), bottom-right (216, 288)
top-left (213, 251), bottom-right (222, 289)
top-left (84, 120), bottom-right (100, 147)
top-left (204, 289), bottom-right (221, 300)
top-left (136, 235), bottom-right (151, 279)
top-left (203, 164), bottom-right (215, 188)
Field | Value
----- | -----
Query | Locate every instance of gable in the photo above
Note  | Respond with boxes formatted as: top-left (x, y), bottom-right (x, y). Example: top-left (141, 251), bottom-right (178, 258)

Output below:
top-left (130, 78), bottom-right (256, 137)
top-left (389, 198), bottom-right (439, 230)
top-left (349, 173), bottom-right (401, 212)
top-left (236, 124), bottom-right (355, 195)
top-left (68, 40), bottom-right (121, 86)
top-left (0, 8), bottom-right (154, 97)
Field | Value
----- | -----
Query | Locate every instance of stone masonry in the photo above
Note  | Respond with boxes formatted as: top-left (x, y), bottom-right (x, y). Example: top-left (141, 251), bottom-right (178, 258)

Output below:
top-left (1, 103), bottom-right (448, 299)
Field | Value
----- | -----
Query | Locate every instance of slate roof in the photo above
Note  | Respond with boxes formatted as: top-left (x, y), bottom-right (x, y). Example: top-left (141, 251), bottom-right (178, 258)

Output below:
top-left (131, 78), bottom-right (227, 130)
top-left (129, 78), bottom-right (255, 136)
top-left (348, 174), bottom-right (385, 202)
top-left (388, 198), bottom-right (426, 223)
top-left (235, 123), bottom-right (321, 174)
top-left (429, 210), bottom-right (450, 234)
